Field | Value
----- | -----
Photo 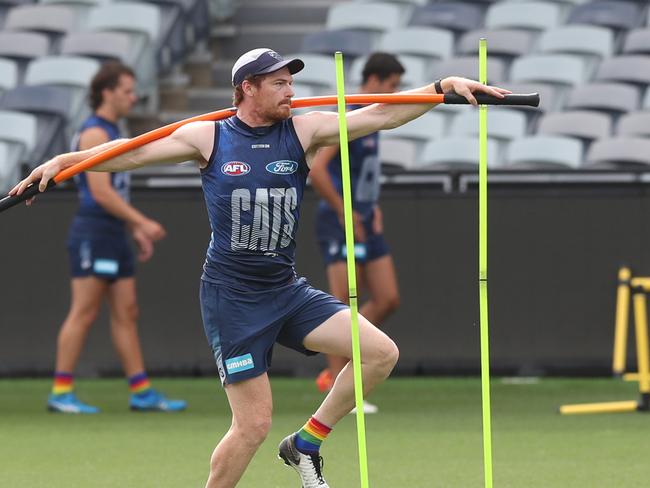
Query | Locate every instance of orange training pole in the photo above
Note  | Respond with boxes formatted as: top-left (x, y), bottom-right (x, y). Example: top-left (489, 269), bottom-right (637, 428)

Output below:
top-left (0, 92), bottom-right (539, 213)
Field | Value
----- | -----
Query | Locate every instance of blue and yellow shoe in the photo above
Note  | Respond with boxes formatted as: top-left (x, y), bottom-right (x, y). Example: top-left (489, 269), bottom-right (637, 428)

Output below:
top-left (129, 389), bottom-right (187, 412)
top-left (47, 393), bottom-right (100, 414)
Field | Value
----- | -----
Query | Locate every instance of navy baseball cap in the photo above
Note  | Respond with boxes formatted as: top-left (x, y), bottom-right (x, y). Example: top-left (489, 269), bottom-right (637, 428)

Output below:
top-left (231, 48), bottom-right (304, 86)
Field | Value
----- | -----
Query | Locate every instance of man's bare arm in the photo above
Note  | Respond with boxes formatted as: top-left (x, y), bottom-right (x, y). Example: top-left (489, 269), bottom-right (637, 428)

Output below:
top-left (295, 77), bottom-right (511, 155)
top-left (10, 121), bottom-right (214, 196)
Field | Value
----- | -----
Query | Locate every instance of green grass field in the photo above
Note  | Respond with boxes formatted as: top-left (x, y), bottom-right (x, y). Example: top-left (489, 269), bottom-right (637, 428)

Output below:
top-left (1, 377), bottom-right (648, 487)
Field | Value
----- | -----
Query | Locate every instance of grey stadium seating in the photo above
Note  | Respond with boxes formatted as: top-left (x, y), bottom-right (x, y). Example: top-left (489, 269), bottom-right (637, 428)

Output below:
top-left (586, 137), bottom-right (650, 168)
top-left (537, 110), bottom-right (613, 141)
top-left (408, 3), bottom-right (485, 36)
top-left (301, 30), bottom-right (376, 59)
top-left (505, 136), bottom-right (584, 169)
top-left (0, 85), bottom-right (71, 167)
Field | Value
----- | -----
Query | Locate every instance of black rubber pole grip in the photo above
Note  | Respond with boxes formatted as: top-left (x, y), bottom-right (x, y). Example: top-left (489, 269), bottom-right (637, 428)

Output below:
top-left (444, 92), bottom-right (540, 107)
top-left (0, 179), bottom-right (57, 213)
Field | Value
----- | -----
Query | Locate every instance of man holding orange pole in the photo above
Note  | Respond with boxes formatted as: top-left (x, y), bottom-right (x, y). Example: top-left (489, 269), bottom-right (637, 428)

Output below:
top-left (11, 48), bottom-right (507, 488)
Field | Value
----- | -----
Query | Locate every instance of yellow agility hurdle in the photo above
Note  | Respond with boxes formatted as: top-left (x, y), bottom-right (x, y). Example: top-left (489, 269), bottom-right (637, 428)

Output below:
top-left (560, 275), bottom-right (650, 414)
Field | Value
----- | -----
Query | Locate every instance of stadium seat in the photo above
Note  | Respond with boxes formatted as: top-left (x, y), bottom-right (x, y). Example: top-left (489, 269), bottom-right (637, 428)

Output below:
top-left (418, 137), bottom-right (499, 169)
top-left (24, 56), bottom-right (100, 137)
top-left (378, 138), bottom-right (420, 170)
top-left (0, 140), bottom-right (20, 193)
top-left (353, 0), bottom-right (427, 5)
top-left (458, 29), bottom-right (537, 60)
top-left (510, 54), bottom-right (588, 88)
top-left (0, 58), bottom-right (18, 95)
top-left (586, 137), bottom-right (650, 167)
top-left (383, 112), bottom-right (447, 142)
top-left (301, 30), bottom-right (376, 59)
top-left (537, 110), bottom-right (612, 141)
top-left (0, 85), bottom-right (71, 166)
top-left (431, 56), bottom-right (506, 84)
top-left (450, 109), bottom-right (527, 162)
top-left (284, 53), bottom-right (336, 94)
top-left (565, 82), bottom-right (640, 115)
top-left (537, 26), bottom-right (613, 76)
top-left (623, 28), bottom-right (650, 55)
top-left (326, 2), bottom-right (408, 34)
top-left (146, 0), bottom-right (210, 46)
top-left (86, 2), bottom-right (161, 111)
top-left (379, 27), bottom-right (454, 61)
top-left (505, 135), bottom-right (584, 169)
top-left (408, 2), bottom-right (484, 35)
top-left (60, 31), bottom-right (134, 64)
top-left (595, 55), bottom-right (650, 87)
top-left (38, 0), bottom-right (109, 22)
top-left (0, 31), bottom-right (50, 61)
top-left (567, 1), bottom-right (643, 32)
top-left (485, 1), bottom-right (563, 31)
top-left (4, 4), bottom-right (78, 41)
top-left (134, 0), bottom-right (210, 71)
top-left (617, 112), bottom-right (650, 137)
top-left (450, 109), bottom-right (528, 141)
top-left (0, 109), bottom-right (37, 166)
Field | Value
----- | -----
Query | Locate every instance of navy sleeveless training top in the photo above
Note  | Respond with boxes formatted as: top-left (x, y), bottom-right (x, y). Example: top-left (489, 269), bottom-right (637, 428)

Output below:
top-left (319, 105), bottom-right (380, 219)
top-left (72, 115), bottom-right (130, 227)
top-left (200, 116), bottom-right (309, 288)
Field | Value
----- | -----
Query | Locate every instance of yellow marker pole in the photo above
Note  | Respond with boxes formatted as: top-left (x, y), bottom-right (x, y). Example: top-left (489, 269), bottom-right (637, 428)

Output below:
top-left (632, 287), bottom-right (650, 401)
top-left (479, 38), bottom-right (494, 488)
top-left (334, 51), bottom-right (370, 488)
top-left (613, 267), bottom-right (631, 376)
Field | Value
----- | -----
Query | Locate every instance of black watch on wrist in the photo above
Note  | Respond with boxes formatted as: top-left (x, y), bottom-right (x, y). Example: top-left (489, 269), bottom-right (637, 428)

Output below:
top-left (434, 78), bottom-right (443, 95)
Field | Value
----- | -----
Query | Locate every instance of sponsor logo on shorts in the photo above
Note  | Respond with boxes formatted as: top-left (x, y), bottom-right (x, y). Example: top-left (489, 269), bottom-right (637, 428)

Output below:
top-left (266, 160), bottom-right (298, 175)
top-left (225, 353), bottom-right (255, 374)
top-left (222, 161), bottom-right (251, 176)
top-left (93, 259), bottom-right (119, 275)
top-left (342, 243), bottom-right (367, 260)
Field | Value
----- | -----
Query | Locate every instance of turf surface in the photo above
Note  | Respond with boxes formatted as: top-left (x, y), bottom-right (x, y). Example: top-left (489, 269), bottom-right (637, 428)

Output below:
top-left (0, 377), bottom-right (648, 487)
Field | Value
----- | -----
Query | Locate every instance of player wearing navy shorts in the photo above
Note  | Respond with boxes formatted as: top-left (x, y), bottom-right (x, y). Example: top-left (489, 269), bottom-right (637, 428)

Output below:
top-left (311, 53), bottom-right (405, 414)
top-left (13, 49), bottom-right (509, 487)
top-left (46, 62), bottom-right (186, 414)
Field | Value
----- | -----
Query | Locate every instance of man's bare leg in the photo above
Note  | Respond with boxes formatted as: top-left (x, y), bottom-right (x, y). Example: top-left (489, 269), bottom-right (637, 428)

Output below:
top-left (205, 374), bottom-right (273, 488)
top-left (304, 309), bottom-right (399, 426)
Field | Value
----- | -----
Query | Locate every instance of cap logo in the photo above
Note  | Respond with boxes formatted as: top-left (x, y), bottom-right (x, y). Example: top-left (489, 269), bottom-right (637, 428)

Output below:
top-left (268, 51), bottom-right (282, 61)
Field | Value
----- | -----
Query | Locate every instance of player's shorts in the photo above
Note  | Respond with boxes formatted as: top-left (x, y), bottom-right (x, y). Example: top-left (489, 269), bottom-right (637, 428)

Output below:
top-left (315, 207), bottom-right (390, 266)
top-left (66, 217), bottom-right (134, 280)
top-left (200, 276), bottom-right (348, 386)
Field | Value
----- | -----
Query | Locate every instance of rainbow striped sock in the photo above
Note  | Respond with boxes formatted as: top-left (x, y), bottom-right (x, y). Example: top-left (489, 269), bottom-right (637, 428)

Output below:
top-left (294, 417), bottom-right (332, 455)
top-left (52, 372), bottom-right (74, 395)
top-left (128, 372), bottom-right (152, 395)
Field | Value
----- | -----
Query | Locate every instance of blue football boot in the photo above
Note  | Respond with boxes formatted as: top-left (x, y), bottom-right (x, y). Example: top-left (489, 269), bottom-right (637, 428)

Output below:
top-left (47, 392), bottom-right (100, 414)
top-left (129, 389), bottom-right (187, 412)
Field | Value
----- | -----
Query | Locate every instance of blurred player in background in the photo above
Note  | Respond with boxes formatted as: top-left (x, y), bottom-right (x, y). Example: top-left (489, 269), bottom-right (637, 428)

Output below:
top-left (311, 53), bottom-right (404, 413)
top-left (47, 61), bottom-right (186, 414)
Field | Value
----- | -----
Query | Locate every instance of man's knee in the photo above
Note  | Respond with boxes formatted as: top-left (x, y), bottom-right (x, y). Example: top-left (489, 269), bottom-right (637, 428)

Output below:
top-left (234, 413), bottom-right (273, 447)
top-left (114, 301), bottom-right (139, 325)
top-left (379, 292), bottom-right (400, 317)
top-left (371, 336), bottom-right (399, 376)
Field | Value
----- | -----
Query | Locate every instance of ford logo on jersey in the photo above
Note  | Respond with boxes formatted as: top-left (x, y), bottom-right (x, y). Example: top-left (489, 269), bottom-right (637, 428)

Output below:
top-left (266, 160), bottom-right (298, 175)
top-left (222, 161), bottom-right (251, 176)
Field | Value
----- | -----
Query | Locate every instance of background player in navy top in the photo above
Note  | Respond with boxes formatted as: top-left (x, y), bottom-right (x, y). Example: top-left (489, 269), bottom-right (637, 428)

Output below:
top-left (311, 53), bottom-right (405, 414)
top-left (46, 62), bottom-right (186, 414)
top-left (13, 48), bottom-right (510, 487)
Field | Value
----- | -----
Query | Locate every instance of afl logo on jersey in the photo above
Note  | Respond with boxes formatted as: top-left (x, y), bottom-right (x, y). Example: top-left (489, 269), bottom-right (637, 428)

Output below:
top-left (221, 161), bottom-right (251, 176)
top-left (266, 160), bottom-right (298, 175)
